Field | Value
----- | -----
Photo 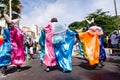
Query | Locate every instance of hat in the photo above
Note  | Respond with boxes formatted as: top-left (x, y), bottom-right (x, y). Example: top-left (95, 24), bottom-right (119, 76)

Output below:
top-left (113, 30), bottom-right (118, 34)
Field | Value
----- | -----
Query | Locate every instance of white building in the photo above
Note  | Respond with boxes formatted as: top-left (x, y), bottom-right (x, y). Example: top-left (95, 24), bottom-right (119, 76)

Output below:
top-left (30, 25), bottom-right (39, 42)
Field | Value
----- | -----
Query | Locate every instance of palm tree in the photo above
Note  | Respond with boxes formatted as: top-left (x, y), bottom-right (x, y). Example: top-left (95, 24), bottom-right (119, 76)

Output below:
top-left (0, 0), bottom-right (22, 19)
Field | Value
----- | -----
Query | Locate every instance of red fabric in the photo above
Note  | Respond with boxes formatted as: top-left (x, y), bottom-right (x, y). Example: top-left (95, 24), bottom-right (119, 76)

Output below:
top-left (0, 36), bottom-right (4, 46)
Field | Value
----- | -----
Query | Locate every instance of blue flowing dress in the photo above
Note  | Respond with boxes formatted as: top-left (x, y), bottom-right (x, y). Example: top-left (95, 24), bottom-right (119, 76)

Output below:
top-left (53, 29), bottom-right (76, 72)
top-left (0, 29), bottom-right (11, 67)
top-left (39, 30), bottom-right (45, 61)
top-left (99, 36), bottom-right (106, 61)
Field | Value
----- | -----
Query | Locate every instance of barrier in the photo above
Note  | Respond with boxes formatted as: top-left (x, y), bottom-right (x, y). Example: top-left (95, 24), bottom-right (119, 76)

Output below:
top-left (105, 48), bottom-right (120, 56)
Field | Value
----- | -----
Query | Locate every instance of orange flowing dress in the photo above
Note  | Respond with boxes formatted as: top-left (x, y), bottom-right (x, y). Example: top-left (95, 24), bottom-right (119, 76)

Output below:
top-left (78, 27), bottom-right (101, 65)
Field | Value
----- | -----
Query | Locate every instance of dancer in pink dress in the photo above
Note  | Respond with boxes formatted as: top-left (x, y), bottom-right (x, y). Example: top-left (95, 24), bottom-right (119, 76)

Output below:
top-left (3, 13), bottom-right (25, 72)
top-left (43, 18), bottom-right (57, 71)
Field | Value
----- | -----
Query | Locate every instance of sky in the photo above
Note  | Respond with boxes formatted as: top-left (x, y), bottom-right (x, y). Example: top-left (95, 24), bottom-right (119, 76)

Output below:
top-left (20, 0), bottom-right (120, 27)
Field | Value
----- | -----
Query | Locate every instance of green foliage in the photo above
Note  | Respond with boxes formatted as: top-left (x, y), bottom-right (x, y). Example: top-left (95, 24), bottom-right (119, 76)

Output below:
top-left (68, 20), bottom-right (87, 31)
top-left (11, 0), bottom-right (22, 13)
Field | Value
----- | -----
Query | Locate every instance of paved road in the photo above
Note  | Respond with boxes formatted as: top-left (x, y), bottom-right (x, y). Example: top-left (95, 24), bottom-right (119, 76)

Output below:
top-left (0, 53), bottom-right (120, 80)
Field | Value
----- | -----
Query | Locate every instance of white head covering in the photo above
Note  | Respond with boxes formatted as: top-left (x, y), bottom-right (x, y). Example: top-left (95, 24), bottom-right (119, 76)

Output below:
top-left (3, 13), bottom-right (20, 24)
top-left (85, 18), bottom-right (94, 25)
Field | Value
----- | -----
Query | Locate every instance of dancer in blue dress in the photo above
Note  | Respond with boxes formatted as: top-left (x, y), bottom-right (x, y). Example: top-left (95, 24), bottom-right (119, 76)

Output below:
top-left (0, 26), bottom-right (11, 76)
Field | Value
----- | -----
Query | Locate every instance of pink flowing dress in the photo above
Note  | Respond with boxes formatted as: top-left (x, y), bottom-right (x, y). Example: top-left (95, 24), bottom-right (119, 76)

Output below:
top-left (43, 23), bottom-right (57, 66)
top-left (10, 27), bottom-right (25, 66)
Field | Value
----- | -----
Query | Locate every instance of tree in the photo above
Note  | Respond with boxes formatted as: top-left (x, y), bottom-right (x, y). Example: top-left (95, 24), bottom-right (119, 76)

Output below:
top-left (68, 9), bottom-right (119, 35)
top-left (0, 0), bottom-right (22, 19)
top-left (86, 9), bottom-right (117, 35)
top-left (86, 9), bottom-right (109, 19)
top-left (68, 21), bottom-right (86, 31)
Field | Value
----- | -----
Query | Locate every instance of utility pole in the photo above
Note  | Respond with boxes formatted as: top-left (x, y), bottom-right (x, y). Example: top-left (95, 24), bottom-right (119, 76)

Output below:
top-left (9, 0), bottom-right (12, 20)
top-left (114, 0), bottom-right (118, 18)
top-left (114, 0), bottom-right (119, 33)
top-left (114, 0), bottom-right (120, 49)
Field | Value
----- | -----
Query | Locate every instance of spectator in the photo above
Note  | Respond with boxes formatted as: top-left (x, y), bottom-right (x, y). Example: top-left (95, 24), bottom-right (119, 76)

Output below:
top-left (0, 26), bottom-right (11, 76)
top-left (3, 13), bottom-right (25, 72)
top-left (110, 30), bottom-right (119, 49)
top-left (28, 38), bottom-right (34, 59)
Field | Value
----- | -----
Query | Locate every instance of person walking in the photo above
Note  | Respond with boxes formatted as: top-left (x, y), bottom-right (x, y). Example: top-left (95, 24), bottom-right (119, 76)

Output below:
top-left (0, 26), bottom-right (11, 77)
top-left (43, 18), bottom-right (57, 72)
top-left (3, 13), bottom-right (25, 72)
top-left (42, 18), bottom-right (76, 72)
top-left (110, 30), bottom-right (119, 49)
top-left (110, 30), bottom-right (119, 54)
top-left (78, 18), bottom-right (106, 68)
top-left (28, 38), bottom-right (34, 59)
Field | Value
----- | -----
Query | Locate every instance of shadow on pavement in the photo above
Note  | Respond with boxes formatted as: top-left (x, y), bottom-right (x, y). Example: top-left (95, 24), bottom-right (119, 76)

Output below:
top-left (78, 62), bottom-right (99, 70)
top-left (49, 65), bottom-right (63, 72)
top-left (6, 65), bottom-right (32, 75)
top-left (73, 57), bottom-right (104, 70)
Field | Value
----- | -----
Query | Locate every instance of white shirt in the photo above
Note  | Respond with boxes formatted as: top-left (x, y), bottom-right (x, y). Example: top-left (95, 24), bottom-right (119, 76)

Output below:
top-left (110, 33), bottom-right (119, 44)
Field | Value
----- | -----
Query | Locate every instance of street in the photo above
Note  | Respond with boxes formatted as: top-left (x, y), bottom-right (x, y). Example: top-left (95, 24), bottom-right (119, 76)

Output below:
top-left (0, 0), bottom-right (120, 80)
top-left (0, 53), bottom-right (120, 80)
